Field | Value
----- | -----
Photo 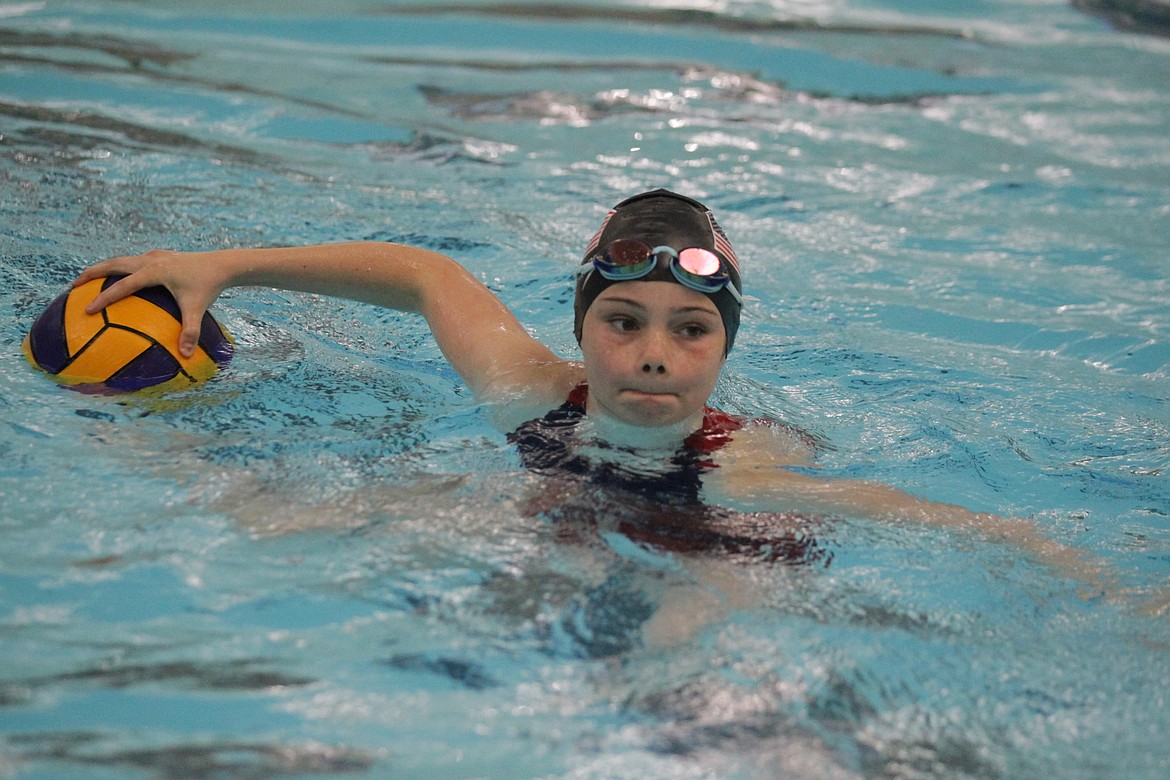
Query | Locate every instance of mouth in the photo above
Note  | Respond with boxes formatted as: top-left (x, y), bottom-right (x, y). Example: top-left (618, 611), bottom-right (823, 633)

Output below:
top-left (620, 388), bottom-right (678, 401)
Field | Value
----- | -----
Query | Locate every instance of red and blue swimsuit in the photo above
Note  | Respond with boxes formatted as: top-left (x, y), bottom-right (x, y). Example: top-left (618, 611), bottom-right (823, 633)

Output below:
top-left (508, 383), bottom-right (831, 567)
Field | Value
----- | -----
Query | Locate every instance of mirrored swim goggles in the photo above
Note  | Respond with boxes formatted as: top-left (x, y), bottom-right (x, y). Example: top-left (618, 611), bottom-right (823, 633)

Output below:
top-left (577, 238), bottom-right (742, 303)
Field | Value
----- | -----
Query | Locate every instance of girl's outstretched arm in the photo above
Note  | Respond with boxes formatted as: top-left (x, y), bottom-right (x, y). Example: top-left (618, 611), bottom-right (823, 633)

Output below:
top-left (75, 242), bottom-right (581, 404)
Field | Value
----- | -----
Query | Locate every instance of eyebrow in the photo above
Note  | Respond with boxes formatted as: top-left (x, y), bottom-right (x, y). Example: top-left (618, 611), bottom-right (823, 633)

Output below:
top-left (596, 296), bottom-right (719, 317)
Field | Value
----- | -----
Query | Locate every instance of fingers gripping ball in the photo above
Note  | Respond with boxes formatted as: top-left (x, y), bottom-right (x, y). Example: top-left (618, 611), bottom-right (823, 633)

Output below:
top-left (22, 276), bottom-right (233, 392)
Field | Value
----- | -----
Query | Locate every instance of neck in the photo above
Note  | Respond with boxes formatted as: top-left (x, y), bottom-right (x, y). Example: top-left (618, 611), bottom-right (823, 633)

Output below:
top-left (580, 402), bottom-right (704, 450)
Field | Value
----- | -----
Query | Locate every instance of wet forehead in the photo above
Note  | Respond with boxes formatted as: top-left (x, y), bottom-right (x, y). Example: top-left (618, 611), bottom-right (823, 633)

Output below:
top-left (592, 280), bottom-right (721, 317)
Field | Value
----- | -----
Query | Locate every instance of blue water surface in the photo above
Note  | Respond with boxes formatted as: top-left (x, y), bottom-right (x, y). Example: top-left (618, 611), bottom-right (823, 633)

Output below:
top-left (2, 1), bottom-right (1169, 778)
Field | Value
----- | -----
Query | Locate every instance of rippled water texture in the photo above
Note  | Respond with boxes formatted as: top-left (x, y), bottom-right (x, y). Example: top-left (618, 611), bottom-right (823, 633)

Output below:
top-left (2, 2), bottom-right (1169, 778)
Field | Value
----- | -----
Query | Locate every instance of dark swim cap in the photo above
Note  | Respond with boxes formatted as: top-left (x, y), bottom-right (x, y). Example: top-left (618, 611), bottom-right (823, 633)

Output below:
top-left (574, 189), bottom-right (743, 352)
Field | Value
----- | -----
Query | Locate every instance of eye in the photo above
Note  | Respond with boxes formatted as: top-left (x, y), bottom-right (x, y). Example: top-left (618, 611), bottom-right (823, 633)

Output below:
top-left (607, 315), bottom-right (640, 333)
top-left (677, 322), bottom-right (712, 340)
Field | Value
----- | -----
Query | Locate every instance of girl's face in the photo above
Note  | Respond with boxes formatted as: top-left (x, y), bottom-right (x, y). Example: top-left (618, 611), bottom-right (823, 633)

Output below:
top-left (579, 281), bottom-right (726, 428)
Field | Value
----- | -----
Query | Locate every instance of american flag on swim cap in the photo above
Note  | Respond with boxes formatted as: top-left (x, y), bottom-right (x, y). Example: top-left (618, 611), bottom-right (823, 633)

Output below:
top-left (707, 210), bottom-right (740, 273)
top-left (584, 205), bottom-right (738, 271)
top-left (583, 210), bottom-right (615, 259)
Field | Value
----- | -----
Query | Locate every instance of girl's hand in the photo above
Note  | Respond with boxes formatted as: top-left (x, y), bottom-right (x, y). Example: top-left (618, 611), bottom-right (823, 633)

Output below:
top-left (73, 249), bottom-right (232, 358)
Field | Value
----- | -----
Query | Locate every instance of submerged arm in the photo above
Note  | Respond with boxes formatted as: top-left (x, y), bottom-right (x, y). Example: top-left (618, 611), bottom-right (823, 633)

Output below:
top-left (709, 426), bottom-right (1108, 593)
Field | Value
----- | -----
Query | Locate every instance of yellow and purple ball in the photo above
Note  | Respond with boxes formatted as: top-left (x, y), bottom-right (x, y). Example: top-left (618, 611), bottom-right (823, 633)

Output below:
top-left (23, 276), bottom-right (233, 392)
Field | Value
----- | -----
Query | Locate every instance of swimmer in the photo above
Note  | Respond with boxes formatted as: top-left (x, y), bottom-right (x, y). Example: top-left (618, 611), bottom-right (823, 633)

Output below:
top-left (74, 189), bottom-right (1107, 593)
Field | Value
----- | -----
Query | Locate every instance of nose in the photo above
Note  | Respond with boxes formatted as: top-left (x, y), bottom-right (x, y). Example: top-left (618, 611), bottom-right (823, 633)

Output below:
top-left (639, 328), bottom-right (669, 375)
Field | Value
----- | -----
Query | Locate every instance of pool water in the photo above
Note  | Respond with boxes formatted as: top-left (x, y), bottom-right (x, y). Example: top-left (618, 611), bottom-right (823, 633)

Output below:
top-left (2, 1), bottom-right (1169, 778)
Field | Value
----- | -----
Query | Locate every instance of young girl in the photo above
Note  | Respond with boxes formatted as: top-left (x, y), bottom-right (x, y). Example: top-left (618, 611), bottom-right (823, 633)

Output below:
top-left (74, 189), bottom-right (1105, 590)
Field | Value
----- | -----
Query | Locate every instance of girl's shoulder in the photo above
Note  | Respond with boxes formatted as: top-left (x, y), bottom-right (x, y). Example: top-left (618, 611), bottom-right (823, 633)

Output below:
top-left (485, 360), bottom-right (586, 432)
top-left (718, 417), bottom-right (821, 469)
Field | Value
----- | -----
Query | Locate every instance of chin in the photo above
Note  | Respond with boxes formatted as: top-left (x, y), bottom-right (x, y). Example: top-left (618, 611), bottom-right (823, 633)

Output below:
top-left (588, 387), bottom-right (703, 430)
